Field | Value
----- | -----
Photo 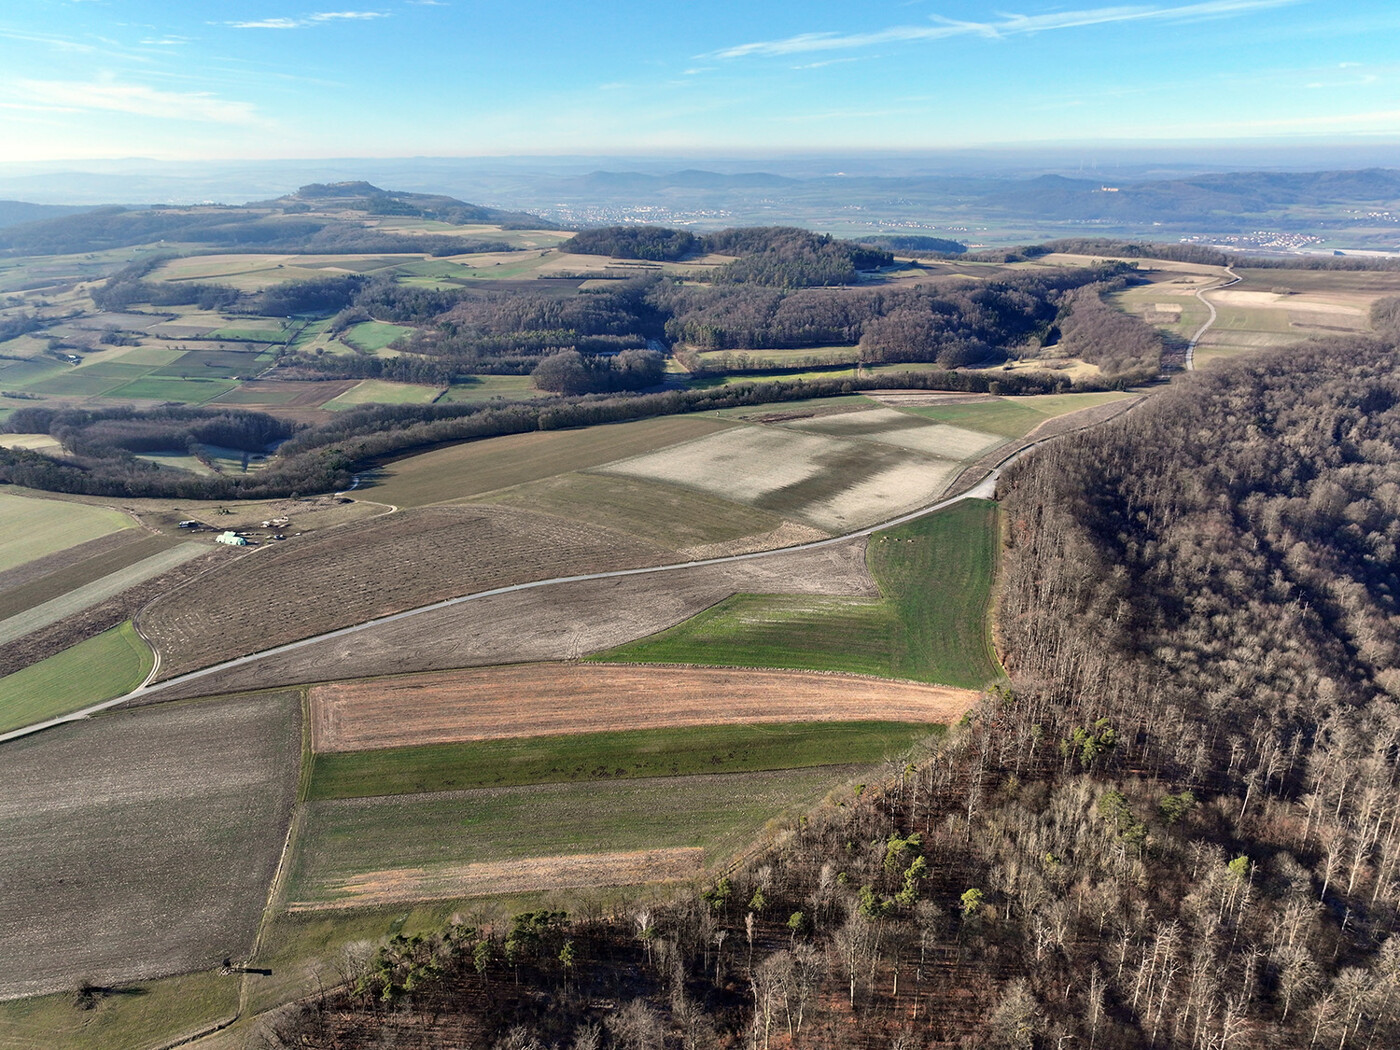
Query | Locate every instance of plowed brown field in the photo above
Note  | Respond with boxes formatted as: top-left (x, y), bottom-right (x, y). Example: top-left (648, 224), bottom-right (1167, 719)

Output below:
top-left (138, 539), bottom-right (878, 700)
top-left (288, 848), bottom-right (705, 910)
top-left (311, 663), bottom-right (979, 753)
top-left (141, 505), bottom-right (671, 679)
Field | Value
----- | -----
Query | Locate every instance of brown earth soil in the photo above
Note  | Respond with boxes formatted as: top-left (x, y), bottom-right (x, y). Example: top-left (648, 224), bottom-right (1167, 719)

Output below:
top-left (140, 504), bottom-right (674, 680)
top-left (0, 691), bottom-right (301, 999)
top-left (310, 663), bottom-right (978, 753)
top-left (289, 848), bottom-right (705, 911)
top-left (135, 539), bottom-right (877, 701)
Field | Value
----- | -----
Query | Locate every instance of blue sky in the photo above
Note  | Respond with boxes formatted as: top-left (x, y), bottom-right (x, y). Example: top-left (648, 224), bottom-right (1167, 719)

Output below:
top-left (2, 0), bottom-right (1399, 161)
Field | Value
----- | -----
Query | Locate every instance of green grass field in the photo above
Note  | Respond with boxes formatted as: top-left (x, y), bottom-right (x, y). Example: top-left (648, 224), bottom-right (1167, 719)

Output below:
top-left (442, 374), bottom-right (551, 403)
top-left (104, 375), bottom-right (240, 402)
top-left (0, 491), bottom-right (132, 572)
top-left (597, 498), bottom-right (1003, 689)
top-left (900, 391), bottom-right (1130, 438)
top-left (287, 767), bottom-right (854, 905)
top-left (0, 971), bottom-right (237, 1050)
top-left (309, 721), bottom-right (939, 800)
top-left (323, 379), bottom-right (443, 410)
top-left (0, 622), bottom-right (152, 734)
top-left (342, 321), bottom-right (414, 352)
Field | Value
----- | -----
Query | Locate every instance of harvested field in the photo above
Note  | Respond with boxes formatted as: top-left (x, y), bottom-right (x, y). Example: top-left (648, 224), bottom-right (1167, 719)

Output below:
top-left (364, 414), bottom-right (734, 507)
top-left (324, 379), bottom-right (443, 410)
top-left (0, 491), bottom-right (133, 573)
top-left (287, 768), bottom-right (852, 906)
top-left (141, 504), bottom-right (673, 679)
top-left (0, 691), bottom-right (301, 999)
top-left (0, 541), bottom-right (204, 645)
top-left (599, 425), bottom-right (960, 531)
top-left (478, 471), bottom-right (802, 552)
top-left (311, 663), bottom-right (976, 753)
top-left (291, 849), bottom-right (705, 911)
top-left (134, 538), bottom-right (876, 700)
top-left (780, 407), bottom-right (1005, 459)
top-left (208, 379), bottom-right (358, 408)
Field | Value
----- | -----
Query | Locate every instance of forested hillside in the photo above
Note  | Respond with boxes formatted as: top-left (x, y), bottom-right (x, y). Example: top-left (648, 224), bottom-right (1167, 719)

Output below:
top-left (266, 305), bottom-right (1400, 1049)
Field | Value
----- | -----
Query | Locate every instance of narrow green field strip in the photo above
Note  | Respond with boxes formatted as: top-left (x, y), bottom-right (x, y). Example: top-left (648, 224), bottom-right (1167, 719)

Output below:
top-left (0, 542), bottom-right (205, 646)
top-left (0, 492), bottom-right (133, 573)
top-left (442, 374), bottom-right (551, 403)
top-left (309, 721), bottom-right (939, 800)
top-left (288, 767), bottom-right (853, 904)
top-left (0, 532), bottom-right (177, 621)
top-left (102, 376), bottom-right (240, 403)
top-left (595, 499), bottom-right (1003, 689)
top-left (0, 622), bottom-right (152, 734)
top-left (597, 595), bottom-right (897, 675)
top-left (899, 399), bottom-right (1050, 437)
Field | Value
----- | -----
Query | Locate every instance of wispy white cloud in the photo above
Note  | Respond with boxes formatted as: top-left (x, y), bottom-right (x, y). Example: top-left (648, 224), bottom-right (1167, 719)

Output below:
top-left (221, 11), bottom-right (387, 29)
top-left (0, 27), bottom-right (99, 53)
top-left (9, 78), bottom-right (260, 124)
top-left (708, 0), bottom-right (1302, 60)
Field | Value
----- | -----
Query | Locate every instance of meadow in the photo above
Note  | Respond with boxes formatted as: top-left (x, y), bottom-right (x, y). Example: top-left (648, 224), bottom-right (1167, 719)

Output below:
top-left (286, 767), bottom-right (855, 908)
top-left (0, 622), bottom-right (152, 734)
top-left (0, 491), bottom-right (133, 573)
top-left (308, 721), bottom-right (943, 799)
top-left (597, 498), bottom-right (1004, 689)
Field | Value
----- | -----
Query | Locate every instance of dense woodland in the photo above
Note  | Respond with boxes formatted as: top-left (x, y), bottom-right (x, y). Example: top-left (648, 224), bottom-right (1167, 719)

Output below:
top-left (267, 305), bottom-right (1400, 1048)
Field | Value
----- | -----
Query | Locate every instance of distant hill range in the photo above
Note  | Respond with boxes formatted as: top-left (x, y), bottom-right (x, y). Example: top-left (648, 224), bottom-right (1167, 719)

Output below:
top-left (0, 200), bottom-right (96, 230)
top-left (0, 183), bottom-right (556, 256)
top-left (535, 167), bottom-right (1400, 238)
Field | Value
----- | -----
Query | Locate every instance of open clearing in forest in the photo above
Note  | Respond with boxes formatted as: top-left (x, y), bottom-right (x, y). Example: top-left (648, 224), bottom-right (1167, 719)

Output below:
top-left (363, 414), bottom-right (733, 508)
top-left (599, 499), bottom-right (1003, 689)
top-left (141, 503), bottom-right (671, 679)
top-left (311, 663), bottom-right (976, 752)
top-left (323, 378), bottom-right (443, 410)
top-left (309, 721), bottom-right (947, 799)
top-left (599, 421), bottom-right (968, 532)
top-left (286, 768), bottom-right (853, 907)
top-left (0, 491), bottom-right (133, 573)
top-left (0, 622), bottom-right (152, 734)
top-left (138, 537), bottom-right (877, 700)
top-left (0, 691), bottom-right (300, 999)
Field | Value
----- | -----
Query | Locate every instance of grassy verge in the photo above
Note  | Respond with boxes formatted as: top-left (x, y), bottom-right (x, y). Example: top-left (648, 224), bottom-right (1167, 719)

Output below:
top-left (595, 499), bottom-right (1003, 689)
top-left (309, 721), bottom-right (941, 800)
top-left (0, 622), bottom-right (152, 733)
top-left (0, 971), bottom-right (237, 1050)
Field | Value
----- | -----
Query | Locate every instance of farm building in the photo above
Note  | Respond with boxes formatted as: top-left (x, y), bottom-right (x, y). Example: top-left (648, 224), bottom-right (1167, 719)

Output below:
top-left (216, 531), bottom-right (248, 546)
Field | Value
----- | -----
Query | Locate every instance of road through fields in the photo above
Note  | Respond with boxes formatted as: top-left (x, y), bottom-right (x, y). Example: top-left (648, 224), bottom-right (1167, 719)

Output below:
top-left (0, 396), bottom-right (1144, 744)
